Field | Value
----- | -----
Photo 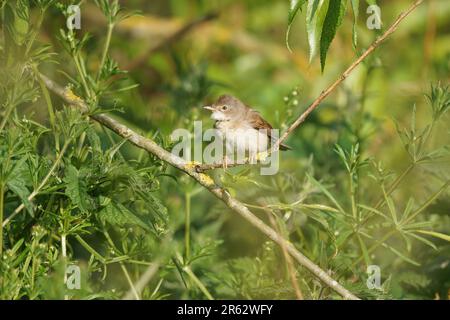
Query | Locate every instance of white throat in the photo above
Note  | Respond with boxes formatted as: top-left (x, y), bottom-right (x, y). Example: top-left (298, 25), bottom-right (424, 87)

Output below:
top-left (211, 111), bottom-right (229, 121)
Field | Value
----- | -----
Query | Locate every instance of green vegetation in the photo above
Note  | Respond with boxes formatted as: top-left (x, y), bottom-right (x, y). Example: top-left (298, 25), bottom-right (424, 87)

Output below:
top-left (0, 0), bottom-right (449, 300)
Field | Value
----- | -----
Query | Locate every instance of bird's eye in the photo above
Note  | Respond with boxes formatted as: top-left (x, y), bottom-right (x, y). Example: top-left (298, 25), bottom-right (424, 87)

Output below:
top-left (221, 105), bottom-right (228, 111)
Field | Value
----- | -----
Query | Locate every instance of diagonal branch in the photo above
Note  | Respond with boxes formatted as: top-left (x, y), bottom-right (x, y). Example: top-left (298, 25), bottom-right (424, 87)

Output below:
top-left (37, 73), bottom-right (359, 300)
top-left (195, 0), bottom-right (424, 172)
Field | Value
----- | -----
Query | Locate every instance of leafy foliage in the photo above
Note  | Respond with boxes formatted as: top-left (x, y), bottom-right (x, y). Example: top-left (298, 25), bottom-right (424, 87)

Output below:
top-left (287, 0), bottom-right (378, 71)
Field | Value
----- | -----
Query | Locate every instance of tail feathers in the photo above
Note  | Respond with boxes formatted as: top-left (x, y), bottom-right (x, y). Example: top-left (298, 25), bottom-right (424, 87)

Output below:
top-left (279, 143), bottom-right (292, 151)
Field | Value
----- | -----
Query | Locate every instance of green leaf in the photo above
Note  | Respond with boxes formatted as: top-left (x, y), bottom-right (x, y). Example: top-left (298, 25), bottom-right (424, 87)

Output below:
top-left (7, 179), bottom-right (33, 216)
top-left (4, 1), bottom-right (30, 46)
top-left (320, 0), bottom-right (347, 71)
top-left (286, 0), bottom-right (307, 52)
top-left (6, 157), bottom-right (33, 215)
top-left (351, 0), bottom-right (359, 48)
top-left (358, 204), bottom-right (389, 220)
top-left (385, 245), bottom-right (420, 266)
top-left (99, 198), bottom-right (152, 232)
top-left (306, 173), bottom-right (347, 215)
top-left (86, 126), bottom-right (102, 154)
top-left (415, 230), bottom-right (450, 242)
top-left (306, 0), bottom-right (329, 63)
top-left (64, 165), bottom-right (90, 213)
top-left (406, 232), bottom-right (437, 250)
top-left (137, 191), bottom-right (168, 222)
top-left (356, 234), bottom-right (370, 265)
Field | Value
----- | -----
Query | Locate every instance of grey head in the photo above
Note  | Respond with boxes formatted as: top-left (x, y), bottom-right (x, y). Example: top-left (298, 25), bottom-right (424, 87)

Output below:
top-left (203, 95), bottom-right (247, 121)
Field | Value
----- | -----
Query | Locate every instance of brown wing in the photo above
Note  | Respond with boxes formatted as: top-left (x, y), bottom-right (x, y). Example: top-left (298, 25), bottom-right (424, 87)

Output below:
top-left (246, 109), bottom-right (292, 151)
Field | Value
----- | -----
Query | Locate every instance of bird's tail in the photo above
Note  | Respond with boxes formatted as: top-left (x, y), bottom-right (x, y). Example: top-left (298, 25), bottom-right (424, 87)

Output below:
top-left (279, 143), bottom-right (292, 151)
top-left (270, 137), bottom-right (292, 151)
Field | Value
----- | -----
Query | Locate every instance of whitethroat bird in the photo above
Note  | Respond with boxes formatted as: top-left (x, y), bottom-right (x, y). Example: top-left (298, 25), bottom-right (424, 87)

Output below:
top-left (203, 95), bottom-right (291, 167)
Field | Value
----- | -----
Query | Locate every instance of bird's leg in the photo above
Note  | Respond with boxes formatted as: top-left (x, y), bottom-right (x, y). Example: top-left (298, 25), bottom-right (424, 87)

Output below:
top-left (222, 154), bottom-right (228, 169)
top-left (248, 151), bottom-right (256, 164)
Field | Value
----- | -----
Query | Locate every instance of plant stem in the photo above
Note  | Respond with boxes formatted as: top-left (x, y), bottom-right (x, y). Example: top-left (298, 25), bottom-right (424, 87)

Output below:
top-left (360, 163), bottom-right (415, 226)
top-left (73, 55), bottom-right (92, 101)
top-left (183, 266), bottom-right (214, 300)
top-left (40, 72), bottom-right (360, 299)
top-left (122, 261), bottom-right (160, 300)
top-left (61, 233), bottom-right (68, 300)
top-left (0, 103), bottom-right (15, 132)
top-left (2, 140), bottom-right (71, 227)
top-left (0, 183), bottom-right (4, 257)
top-left (97, 23), bottom-right (114, 82)
top-left (119, 263), bottom-right (140, 300)
top-left (185, 192), bottom-right (191, 260)
top-left (353, 180), bottom-right (450, 266)
top-left (404, 179), bottom-right (450, 224)
top-left (102, 229), bottom-right (140, 300)
top-left (35, 66), bottom-right (60, 152)
top-left (352, 230), bottom-right (396, 267)
top-left (265, 208), bottom-right (303, 299)
top-left (349, 173), bottom-right (358, 221)
top-left (75, 235), bottom-right (106, 263)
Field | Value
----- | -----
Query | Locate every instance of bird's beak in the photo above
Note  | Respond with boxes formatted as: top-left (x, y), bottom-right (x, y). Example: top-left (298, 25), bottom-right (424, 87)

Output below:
top-left (203, 105), bottom-right (214, 111)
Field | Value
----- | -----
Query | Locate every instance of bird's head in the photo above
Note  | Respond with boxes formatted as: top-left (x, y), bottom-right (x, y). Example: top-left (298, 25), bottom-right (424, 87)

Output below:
top-left (203, 95), bottom-right (245, 121)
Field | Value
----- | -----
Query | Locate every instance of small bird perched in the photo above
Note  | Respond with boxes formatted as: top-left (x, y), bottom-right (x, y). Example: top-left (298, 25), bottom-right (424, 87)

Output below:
top-left (203, 95), bottom-right (291, 166)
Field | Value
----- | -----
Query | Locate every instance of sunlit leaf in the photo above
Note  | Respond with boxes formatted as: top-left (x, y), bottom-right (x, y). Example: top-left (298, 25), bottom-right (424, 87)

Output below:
top-left (286, 0), bottom-right (307, 52)
top-left (415, 230), bottom-right (450, 242)
top-left (320, 0), bottom-right (347, 71)
top-left (306, 0), bottom-right (329, 63)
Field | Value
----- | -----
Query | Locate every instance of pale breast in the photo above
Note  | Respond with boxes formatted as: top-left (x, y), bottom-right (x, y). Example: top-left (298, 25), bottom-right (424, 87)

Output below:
top-left (218, 125), bottom-right (269, 156)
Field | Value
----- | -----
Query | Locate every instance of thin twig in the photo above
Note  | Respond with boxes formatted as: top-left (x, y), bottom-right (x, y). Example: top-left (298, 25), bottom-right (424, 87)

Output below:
top-left (38, 73), bottom-right (359, 300)
top-left (122, 261), bottom-right (160, 300)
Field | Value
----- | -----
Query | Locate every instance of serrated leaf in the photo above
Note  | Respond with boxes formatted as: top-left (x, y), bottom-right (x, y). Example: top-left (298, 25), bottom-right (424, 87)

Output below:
top-left (6, 157), bottom-right (33, 215)
top-left (7, 178), bottom-right (33, 216)
top-left (99, 198), bottom-right (152, 232)
top-left (64, 165), bottom-right (90, 213)
top-left (306, 0), bottom-right (329, 63)
top-left (320, 0), bottom-right (347, 71)
top-left (86, 126), bottom-right (102, 154)
top-left (137, 191), bottom-right (168, 222)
